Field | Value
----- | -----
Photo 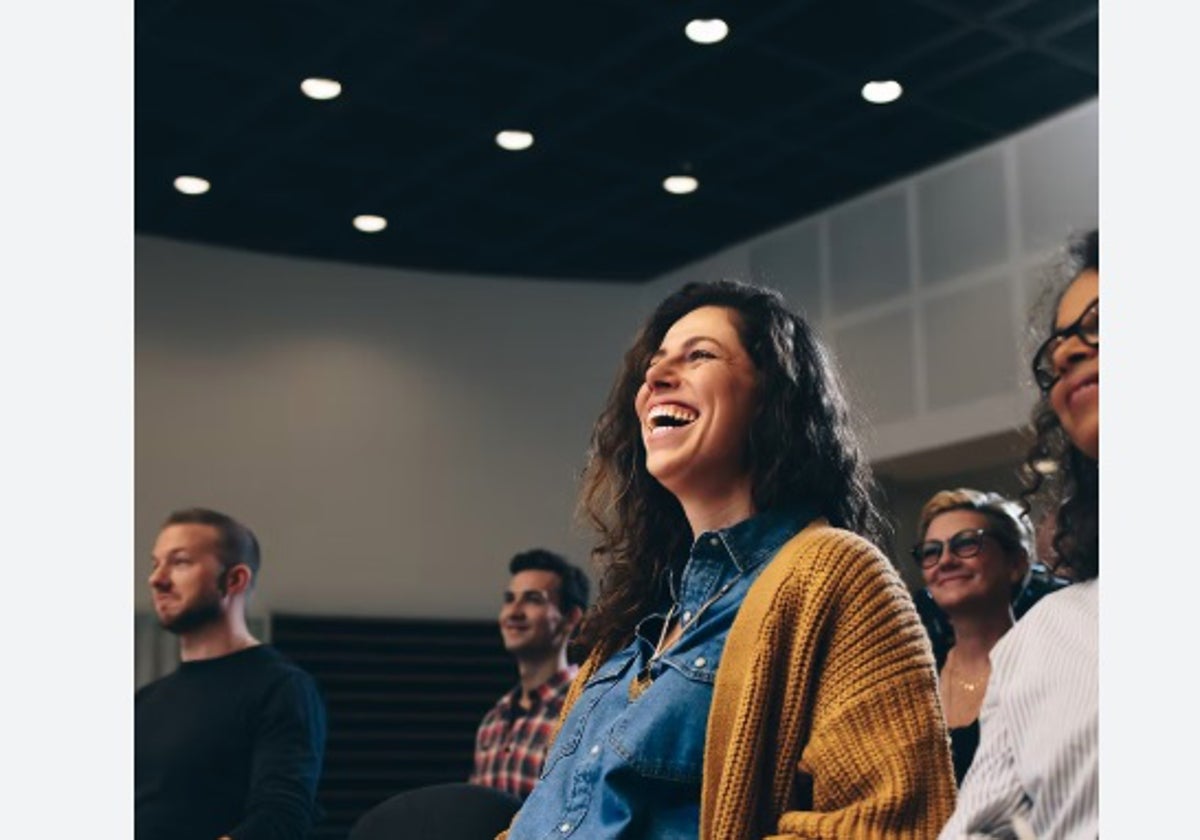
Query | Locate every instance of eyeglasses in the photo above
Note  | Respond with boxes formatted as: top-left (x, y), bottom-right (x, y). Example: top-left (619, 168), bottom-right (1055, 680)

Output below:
top-left (911, 528), bottom-right (998, 570)
top-left (1031, 298), bottom-right (1099, 393)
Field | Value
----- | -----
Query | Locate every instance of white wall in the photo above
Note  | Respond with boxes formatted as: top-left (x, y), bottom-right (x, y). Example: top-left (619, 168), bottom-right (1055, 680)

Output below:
top-left (136, 99), bottom-right (1096, 620)
top-left (136, 240), bottom-right (647, 619)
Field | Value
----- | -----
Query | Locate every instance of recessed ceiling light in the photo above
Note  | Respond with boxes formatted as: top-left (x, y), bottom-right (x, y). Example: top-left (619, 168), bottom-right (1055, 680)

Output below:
top-left (495, 130), bottom-right (534, 151)
top-left (173, 175), bottom-right (210, 195)
top-left (301, 77), bottom-right (342, 100)
top-left (685, 18), bottom-right (729, 44)
top-left (663, 175), bottom-right (699, 195)
top-left (353, 214), bottom-right (387, 233)
top-left (861, 80), bottom-right (903, 104)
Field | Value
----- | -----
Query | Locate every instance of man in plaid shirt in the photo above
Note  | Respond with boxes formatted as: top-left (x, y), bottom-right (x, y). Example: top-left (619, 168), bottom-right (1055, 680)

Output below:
top-left (470, 549), bottom-right (590, 800)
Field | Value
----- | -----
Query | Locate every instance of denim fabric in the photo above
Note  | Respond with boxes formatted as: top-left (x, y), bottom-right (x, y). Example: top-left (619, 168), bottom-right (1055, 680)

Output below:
top-left (506, 507), bottom-right (812, 840)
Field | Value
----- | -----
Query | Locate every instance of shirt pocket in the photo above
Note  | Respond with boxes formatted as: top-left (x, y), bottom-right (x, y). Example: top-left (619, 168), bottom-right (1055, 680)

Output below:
top-left (608, 645), bottom-right (719, 784)
top-left (539, 648), bottom-right (637, 780)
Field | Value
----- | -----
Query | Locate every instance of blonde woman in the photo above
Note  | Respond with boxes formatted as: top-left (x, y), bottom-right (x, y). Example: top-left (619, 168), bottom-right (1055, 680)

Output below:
top-left (912, 488), bottom-right (1033, 783)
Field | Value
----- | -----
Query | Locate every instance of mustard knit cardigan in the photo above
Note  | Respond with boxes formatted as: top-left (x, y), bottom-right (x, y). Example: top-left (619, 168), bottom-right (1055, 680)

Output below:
top-left (502, 521), bottom-right (957, 839)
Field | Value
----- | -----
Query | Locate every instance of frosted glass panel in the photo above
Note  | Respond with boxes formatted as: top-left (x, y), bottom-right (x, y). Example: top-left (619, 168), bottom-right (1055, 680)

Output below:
top-left (924, 278), bottom-right (1017, 409)
top-left (917, 150), bottom-right (1009, 287)
top-left (749, 222), bottom-right (821, 320)
top-left (829, 191), bottom-right (910, 314)
top-left (832, 307), bottom-right (915, 426)
top-left (1017, 104), bottom-right (1098, 252)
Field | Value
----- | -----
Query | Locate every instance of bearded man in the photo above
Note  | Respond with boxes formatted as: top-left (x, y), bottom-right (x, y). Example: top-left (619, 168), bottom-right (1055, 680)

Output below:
top-left (135, 508), bottom-right (326, 840)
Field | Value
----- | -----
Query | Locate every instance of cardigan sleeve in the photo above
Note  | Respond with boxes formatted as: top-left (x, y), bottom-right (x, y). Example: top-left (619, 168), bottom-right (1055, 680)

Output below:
top-left (770, 547), bottom-right (957, 839)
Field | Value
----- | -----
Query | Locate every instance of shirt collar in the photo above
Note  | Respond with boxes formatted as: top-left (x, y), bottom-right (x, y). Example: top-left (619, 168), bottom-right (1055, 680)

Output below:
top-left (501, 665), bottom-right (579, 711)
top-left (693, 505), bottom-right (816, 574)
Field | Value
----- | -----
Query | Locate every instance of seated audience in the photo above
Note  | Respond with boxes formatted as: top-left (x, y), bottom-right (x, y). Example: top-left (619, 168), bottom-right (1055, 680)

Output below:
top-left (470, 549), bottom-right (589, 800)
top-left (939, 230), bottom-right (1098, 839)
top-left (136, 507), bottom-right (327, 840)
top-left (501, 279), bottom-right (956, 839)
top-left (911, 488), bottom-right (1035, 784)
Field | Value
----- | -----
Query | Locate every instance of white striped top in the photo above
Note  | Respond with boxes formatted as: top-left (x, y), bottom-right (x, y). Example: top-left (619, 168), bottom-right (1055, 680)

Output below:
top-left (938, 580), bottom-right (1098, 840)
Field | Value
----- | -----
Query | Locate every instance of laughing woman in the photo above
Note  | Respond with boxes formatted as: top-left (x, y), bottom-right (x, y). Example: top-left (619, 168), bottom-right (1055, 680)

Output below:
top-left (502, 280), bottom-right (955, 840)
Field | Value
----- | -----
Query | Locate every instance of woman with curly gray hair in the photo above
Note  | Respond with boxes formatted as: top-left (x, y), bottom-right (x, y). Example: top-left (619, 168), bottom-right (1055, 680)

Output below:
top-left (940, 230), bottom-right (1098, 840)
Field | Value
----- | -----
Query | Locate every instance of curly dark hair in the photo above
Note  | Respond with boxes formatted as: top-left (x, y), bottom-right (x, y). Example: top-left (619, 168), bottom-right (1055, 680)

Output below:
top-left (576, 279), bottom-right (890, 650)
top-left (1019, 229), bottom-right (1098, 581)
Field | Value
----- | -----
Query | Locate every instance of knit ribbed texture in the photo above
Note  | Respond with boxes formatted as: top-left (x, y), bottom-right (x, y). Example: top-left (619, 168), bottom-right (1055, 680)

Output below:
top-left (498, 520), bottom-right (956, 840)
top-left (702, 521), bottom-right (956, 839)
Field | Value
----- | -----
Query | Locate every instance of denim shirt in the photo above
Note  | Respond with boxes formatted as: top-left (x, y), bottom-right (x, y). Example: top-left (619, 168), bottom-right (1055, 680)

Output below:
top-left (507, 506), bottom-right (813, 840)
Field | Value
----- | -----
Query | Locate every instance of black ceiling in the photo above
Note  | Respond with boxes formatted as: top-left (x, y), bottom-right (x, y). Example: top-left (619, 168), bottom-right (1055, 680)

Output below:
top-left (135, 0), bottom-right (1097, 283)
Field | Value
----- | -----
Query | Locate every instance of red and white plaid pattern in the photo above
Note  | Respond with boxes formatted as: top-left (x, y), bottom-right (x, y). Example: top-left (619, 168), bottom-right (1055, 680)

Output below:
top-left (469, 666), bottom-right (578, 800)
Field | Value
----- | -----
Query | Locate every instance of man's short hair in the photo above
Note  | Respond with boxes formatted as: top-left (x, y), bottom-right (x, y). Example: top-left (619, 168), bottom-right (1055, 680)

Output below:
top-left (508, 549), bottom-right (589, 614)
top-left (163, 507), bottom-right (261, 585)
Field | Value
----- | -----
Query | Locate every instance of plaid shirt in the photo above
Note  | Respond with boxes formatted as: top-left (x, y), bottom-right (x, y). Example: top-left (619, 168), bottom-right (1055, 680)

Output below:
top-left (469, 666), bottom-right (578, 800)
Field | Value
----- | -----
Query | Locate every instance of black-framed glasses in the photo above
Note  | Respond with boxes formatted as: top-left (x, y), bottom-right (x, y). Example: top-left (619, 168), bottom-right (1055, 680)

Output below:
top-left (911, 528), bottom-right (998, 570)
top-left (1031, 298), bottom-right (1099, 393)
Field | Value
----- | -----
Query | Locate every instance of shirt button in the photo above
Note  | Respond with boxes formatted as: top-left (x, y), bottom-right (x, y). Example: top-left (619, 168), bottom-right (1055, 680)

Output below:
top-left (590, 744), bottom-right (601, 755)
top-left (709, 536), bottom-right (720, 547)
top-left (682, 610), bottom-right (692, 623)
top-left (694, 656), bottom-right (707, 668)
top-left (559, 823), bottom-right (572, 833)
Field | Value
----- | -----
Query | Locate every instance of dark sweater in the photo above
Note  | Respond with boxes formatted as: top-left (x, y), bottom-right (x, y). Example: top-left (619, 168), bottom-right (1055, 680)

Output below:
top-left (135, 645), bottom-right (326, 840)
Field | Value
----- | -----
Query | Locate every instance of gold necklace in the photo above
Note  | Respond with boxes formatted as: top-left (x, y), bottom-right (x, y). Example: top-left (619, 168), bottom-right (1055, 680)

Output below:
top-left (955, 674), bottom-right (986, 692)
top-left (941, 658), bottom-right (989, 727)
top-left (945, 655), bottom-right (989, 693)
top-left (628, 574), bottom-right (742, 700)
